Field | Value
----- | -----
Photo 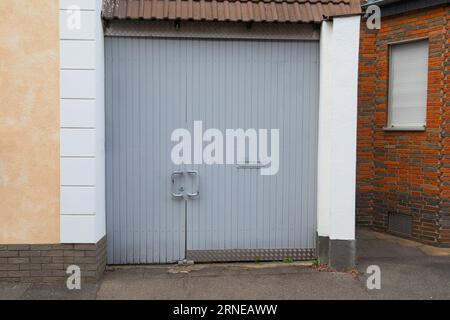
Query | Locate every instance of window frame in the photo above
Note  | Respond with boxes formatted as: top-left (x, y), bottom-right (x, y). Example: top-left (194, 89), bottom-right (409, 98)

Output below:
top-left (384, 38), bottom-right (429, 132)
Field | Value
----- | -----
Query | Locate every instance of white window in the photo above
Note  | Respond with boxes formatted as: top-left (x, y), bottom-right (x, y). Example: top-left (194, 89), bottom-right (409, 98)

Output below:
top-left (387, 40), bottom-right (429, 129)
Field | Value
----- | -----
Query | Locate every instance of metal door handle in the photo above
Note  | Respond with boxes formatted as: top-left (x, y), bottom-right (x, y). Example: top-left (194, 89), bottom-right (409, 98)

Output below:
top-left (236, 161), bottom-right (270, 169)
top-left (171, 171), bottom-right (184, 199)
top-left (186, 170), bottom-right (200, 199)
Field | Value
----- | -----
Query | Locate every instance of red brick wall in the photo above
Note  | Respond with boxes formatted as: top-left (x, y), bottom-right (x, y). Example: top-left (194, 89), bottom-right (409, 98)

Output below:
top-left (440, 6), bottom-right (450, 244)
top-left (357, 5), bottom-right (450, 246)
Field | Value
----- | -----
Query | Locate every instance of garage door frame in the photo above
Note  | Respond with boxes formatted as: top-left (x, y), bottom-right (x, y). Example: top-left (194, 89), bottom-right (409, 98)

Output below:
top-left (105, 21), bottom-right (320, 264)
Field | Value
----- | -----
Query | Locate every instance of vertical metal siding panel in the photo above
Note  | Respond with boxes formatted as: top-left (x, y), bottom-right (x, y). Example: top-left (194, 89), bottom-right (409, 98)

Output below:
top-left (233, 40), bottom-right (239, 249)
top-left (107, 38), bottom-right (115, 264)
top-left (210, 40), bottom-right (217, 250)
top-left (114, 38), bottom-right (122, 264)
top-left (246, 41), bottom-right (253, 249)
top-left (171, 40), bottom-right (178, 261)
top-left (139, 38), bottom-right (147, 263)
top-left (250, 42), bottom-right (256, 248)
top-left (186, 39), bottom-right (319, 256)
top-left (311, 42), bottom-right (320, 248)
top-left (306, 43), bottom-right (312, 248)
top-left (255, 41), bottom-right (264, 248)
top-left (208, 40), bottom-right (213, 250)
top-left (134, 38), bottom-right (141, 264)
top-left (218, 40), bottom-right (226, 251)
top-left (185, 40), bottom-right (192, 253)
top-left (236, 40), bottom-right (243, 249)
top-left (263, 43), bottom-right (272, 248)
top-left (113, 39), bottom-right (122, 264)
top-left (105, 39), bottom-right (113, 263)
top-left (200, 40), bottom-right (207, 251)
top-left (224, 41), bottom-right (231, 250)
top-left (289, 41), bottom-right (297, 248)
top-left (127, 38), bottom-right (134, 263)
top-left (275, 41), bottom-right (281, 249)
top-left (293, 43), bottom-right (301, 248)
top-left (131, 39), bottom-right (139, 264)
top-left (121, 38), bottom-right (128, 263)
top-left (249, 41), bottom-right (256, 249)
top-left (106, 37), bottom-right (186, 264)
top-left (269, 41), bottom-right (278, 249)
top-left (138, 39), bottom-right (148, 264)
top-left (306, 43), bottom-right (313, 248)
top-left (119, 39), bottom-right (128, 264)
top-left (301, 43), bottom-right (310, 248)
top-left (191, 39), bottom-right (199, 250)
top-left (288, 41), bottom-right (294, 248)
top-left (280, 42), bottom-right (288, 249)
top-left (161, 39), bottom-right (168, 263)
top-left (155, 39), bottom-right (162, 263)
top-left (291, 41), bottom-right (299, 248)
top-left (147, 38), bottom-right (154, 263)
top-left (126, 39), bottom-right (133, 263)
top-left (107, 37), bottom-right (319, 264)
top-left (132, 38), bottom-right (139, 264)
top-left (152, 38), bottom-right (160, 263)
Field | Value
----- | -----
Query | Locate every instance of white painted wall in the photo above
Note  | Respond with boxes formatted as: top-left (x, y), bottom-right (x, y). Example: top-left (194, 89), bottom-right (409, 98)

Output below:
top-left (60, 0), bottom-right (105, 243)
top-left (317, 16), bottom-right (361, 240)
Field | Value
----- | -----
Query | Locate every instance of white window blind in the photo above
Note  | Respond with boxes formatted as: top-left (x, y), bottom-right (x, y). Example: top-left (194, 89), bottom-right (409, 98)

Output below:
top-left (388, 40), bottom-right (429, 129)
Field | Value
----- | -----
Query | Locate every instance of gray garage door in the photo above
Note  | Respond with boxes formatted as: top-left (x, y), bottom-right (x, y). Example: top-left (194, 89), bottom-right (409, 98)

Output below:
top-left (105, 37), bottom-right (319, 264)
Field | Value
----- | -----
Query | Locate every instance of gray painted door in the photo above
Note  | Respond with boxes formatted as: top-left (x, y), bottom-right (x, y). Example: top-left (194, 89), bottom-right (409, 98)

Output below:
top-left (105, 38), bottom-right (188, 264)
top-left (105, 37), bottom-right (319, 264)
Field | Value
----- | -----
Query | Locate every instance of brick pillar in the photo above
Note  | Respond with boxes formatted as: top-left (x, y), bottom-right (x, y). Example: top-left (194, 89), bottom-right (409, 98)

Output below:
top-left (356, 23), bottom-right (377, 227)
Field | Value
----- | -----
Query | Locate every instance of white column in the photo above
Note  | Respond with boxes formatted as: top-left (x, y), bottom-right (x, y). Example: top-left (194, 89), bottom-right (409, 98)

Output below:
top-left (318, 16), bottom-right (361, 241)
top-left (59, 0), bottom-right (105, 243)
top-left (94, 0), bottom-right (106, 243)
top-left (317, 20), bottom-right (333, 239)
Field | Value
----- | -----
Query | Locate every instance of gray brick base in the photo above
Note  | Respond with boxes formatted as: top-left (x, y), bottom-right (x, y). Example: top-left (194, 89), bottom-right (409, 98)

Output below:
top-left (0, 236), bottom-right (106, 283)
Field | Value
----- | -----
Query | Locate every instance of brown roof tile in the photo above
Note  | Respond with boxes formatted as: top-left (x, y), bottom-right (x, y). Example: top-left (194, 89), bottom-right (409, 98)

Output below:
top-left (102, 0), bottom-right (362, 23)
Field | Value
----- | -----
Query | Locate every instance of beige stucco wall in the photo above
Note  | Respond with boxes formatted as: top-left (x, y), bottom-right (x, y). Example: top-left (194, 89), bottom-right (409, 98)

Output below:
top-left (0, 1), bottom-right (60, 244)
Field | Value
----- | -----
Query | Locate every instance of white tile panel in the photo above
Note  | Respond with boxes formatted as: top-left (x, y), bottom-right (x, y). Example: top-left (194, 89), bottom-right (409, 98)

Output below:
top-left (61, 40), bottom-right (96, 70)
top-left (61, 158), bottom-right (96, 186)
top-left (61, 99), bottom-right (96, 128)
top-left (60, 9), bottom-right (96, 40)
top-left (61, 128), bottom-right (96, 157)
top-left (61, 186), bottom-right (96, 215)
top-left (60, 70), bottom-right (96, 99)
top-left (61, 215), bottom-right (96, 243)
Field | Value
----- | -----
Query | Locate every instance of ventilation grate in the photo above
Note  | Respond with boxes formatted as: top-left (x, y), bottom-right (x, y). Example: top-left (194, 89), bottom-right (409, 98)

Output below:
top-left (388, 213), bottom-right (413, 237)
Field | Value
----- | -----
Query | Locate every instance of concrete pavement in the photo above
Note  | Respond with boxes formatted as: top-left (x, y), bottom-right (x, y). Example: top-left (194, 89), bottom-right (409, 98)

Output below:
top-left (1, 229), bottom-right (450, 300)
top-left (97, 262), bottom-right (368, 300)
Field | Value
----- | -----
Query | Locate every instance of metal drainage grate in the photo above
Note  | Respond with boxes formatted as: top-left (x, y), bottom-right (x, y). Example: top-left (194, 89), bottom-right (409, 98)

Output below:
top-left (388, 213), bottom-right (413, 237)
